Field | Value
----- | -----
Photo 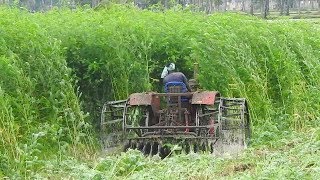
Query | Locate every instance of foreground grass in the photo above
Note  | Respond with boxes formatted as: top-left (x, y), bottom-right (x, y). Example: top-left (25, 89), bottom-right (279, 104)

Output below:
top-left (16, 128), bottom-right (318, 179)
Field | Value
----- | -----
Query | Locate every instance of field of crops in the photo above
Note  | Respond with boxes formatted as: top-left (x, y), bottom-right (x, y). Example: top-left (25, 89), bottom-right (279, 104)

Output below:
top-left (0, 5), bottom-right (319, 179)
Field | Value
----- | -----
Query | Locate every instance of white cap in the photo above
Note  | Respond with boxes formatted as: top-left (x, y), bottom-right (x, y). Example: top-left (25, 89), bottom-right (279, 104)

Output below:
top-left (161, 63), bottom-right (175, 78)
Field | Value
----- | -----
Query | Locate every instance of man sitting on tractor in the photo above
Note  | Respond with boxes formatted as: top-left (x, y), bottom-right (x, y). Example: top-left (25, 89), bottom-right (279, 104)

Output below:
top-left (161, 63), bottom-right (192, 92)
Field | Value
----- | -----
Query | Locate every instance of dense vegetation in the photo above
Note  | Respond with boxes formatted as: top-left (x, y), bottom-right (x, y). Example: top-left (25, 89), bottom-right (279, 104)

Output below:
top-left (0, 5), bottom-right (319, 178)
top-left (0, 7), bottom-right (97, 178)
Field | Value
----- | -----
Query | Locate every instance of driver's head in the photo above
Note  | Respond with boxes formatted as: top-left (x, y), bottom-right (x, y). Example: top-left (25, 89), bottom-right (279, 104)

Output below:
top-left (166, 63), bottom-right (175, 73)
top-left (161, 63), bottom-right (175, 78)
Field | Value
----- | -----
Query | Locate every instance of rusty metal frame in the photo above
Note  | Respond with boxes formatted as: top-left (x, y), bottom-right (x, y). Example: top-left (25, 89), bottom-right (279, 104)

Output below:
top-left (123, 91), bottom-right (221, 140)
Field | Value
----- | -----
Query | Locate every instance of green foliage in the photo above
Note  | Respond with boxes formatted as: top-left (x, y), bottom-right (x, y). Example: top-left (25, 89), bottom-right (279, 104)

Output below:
top-left (0, 7), bottom-right (95, 178)
top-left (21, 129), bottom-right (320, 179)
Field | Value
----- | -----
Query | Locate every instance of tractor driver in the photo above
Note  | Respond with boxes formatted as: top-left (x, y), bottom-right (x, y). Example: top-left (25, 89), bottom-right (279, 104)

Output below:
top-left (161, 63), bottom-right (192, 92)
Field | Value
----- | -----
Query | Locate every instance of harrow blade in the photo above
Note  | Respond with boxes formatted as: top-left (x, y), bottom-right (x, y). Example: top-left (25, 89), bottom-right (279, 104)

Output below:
top-left (122, 139), bottom-right (222, 158)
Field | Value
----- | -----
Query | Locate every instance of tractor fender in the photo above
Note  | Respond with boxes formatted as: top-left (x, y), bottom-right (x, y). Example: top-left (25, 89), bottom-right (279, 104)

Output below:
top-left (129, 92), bottom-right (160, 113)
top-left (129, 92), bottom-right (156, 106)
top-left (191, 91), bottom-right (220, 105)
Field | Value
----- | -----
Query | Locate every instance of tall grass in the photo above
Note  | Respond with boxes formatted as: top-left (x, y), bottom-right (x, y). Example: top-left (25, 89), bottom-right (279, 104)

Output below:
top-left (197, 16), bottom-right (320, 131)
top-left (0, 8), bottom-right (95, 177)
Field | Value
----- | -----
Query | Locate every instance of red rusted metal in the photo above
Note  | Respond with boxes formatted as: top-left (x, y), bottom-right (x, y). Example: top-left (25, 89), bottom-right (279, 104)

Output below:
top-left (191, 91), bottom-right (220, 105)
top-left (209, 117), bottom-right (215, 135)
top-left (129, 92), bottom-right (160, 115)
top-left (130, 93), bottom-right (153, 105)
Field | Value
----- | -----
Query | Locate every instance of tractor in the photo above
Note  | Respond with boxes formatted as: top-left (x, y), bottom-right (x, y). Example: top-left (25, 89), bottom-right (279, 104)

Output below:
top-left (100, 64), bottom-right (250, 157)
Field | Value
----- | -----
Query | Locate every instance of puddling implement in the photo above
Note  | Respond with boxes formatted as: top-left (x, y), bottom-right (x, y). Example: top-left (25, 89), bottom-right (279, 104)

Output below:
top-left (101, 89), bottom-right (250, 158)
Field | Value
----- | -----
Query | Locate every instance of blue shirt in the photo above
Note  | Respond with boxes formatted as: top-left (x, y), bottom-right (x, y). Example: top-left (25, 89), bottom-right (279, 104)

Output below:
top-left (163, 72), bottom-right (191, 91)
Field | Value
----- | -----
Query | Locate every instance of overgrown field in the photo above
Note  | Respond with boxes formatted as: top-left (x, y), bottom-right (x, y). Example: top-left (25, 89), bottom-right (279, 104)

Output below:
top-left (0, 5), bottom-right (319, 179)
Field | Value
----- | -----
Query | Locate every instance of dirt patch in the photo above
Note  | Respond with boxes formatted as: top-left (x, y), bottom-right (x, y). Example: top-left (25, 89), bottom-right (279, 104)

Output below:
top-left (219, 162), bottom-right (255, 177)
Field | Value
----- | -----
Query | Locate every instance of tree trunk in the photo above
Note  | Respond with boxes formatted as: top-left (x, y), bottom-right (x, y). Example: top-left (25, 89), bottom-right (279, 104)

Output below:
top-left (298, 0), bottom-right (301, 15)
top-left (260, 0), bottom-right (263, 16)
top-left (41, 0), bottom-right (45, 11)
top-left (206, 0), bottom-right (212, 13)
top-left (262, 0), bottom-right (269, 19)
top-left (223, 0), bottom-right (227, 11)
top-left (280, 0), bottom-right (284, 15)
top-left (241, 0), bottom-right (245, 11)
top-left (209, 0), bottom-right (213, 13)
top-left (203, 0), bottom-right (206, 11)
top-left (285, 0), bottom-right (289, 16)
top-left (201, 0), bottom-right (204, 11)
top-left (250, 0), bottom-right (254, 15)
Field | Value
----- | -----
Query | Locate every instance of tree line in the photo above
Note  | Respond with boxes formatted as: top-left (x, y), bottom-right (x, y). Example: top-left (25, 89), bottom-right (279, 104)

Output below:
top-left (1, 0), bottom-right (319, 18)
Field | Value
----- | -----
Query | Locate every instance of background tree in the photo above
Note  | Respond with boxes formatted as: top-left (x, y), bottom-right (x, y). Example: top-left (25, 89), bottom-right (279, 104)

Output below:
top-left (262, 0), bottom-right (269, 18)
top-left (250, 0), bottom-right (254, 15)
top-left (0, 0), bottom-right (320, 23)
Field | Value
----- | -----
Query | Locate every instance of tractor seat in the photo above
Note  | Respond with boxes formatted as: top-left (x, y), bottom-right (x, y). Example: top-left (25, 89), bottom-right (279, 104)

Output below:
top-left (164, 82), bottom-right (189, 102)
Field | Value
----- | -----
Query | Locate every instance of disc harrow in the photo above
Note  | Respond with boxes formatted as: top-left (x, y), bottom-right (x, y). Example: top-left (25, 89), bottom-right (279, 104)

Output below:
top-left (101, 92), bottom-right (250, 157)
top-left (122, 139), bottom-right (218, 158)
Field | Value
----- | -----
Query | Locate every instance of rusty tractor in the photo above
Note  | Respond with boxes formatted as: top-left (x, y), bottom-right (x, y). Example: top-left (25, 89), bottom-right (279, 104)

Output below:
top-left (101, 65), bottom-right (250, 157)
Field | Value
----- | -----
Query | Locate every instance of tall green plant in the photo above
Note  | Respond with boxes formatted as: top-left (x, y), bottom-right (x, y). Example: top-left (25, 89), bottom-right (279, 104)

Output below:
top-left (0, 8), bottom-right (96, 177)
